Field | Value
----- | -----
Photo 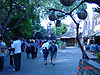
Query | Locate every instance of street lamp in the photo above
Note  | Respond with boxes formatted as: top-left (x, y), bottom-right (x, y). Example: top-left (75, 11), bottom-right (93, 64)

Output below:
top-left (56, 20), bottom-right (61, 27)
top-left (49, 0), bottom-right (89, 59)
top-left (55, 20), bottom-right (61, 39)
top-left (60, 0), bottom-right (76, 6)
top-left (49, 11), bottom-right (57, 21)
top-left (77, 9), bottom-right (88, 20)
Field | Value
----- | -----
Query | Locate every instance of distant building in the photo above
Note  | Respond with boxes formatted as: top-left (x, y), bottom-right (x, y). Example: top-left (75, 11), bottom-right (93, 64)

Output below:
top-left (93, 13), bottom-right (100, 33)
top-left (92, 12), bottom-right (100, 44)
top-left (82, 12), bottom-right (100, 45)
top-left (60, 25), bottom-right (76, 46)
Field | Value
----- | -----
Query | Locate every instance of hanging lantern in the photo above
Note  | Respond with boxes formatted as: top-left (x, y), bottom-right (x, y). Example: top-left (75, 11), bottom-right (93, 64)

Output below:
top-left (77, 9), bottom-right (88, 20)
top-left (49, 11), bottom-right (57, 21)
top-left (60, 0), bottom-right (76, 6)
top-left (56, 20), bottom-right (61, 27)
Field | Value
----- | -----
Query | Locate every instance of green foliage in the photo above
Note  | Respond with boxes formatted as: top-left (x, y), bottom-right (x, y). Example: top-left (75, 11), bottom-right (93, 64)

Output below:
top-left (0, 0), bottom-right (88, 25)
top-left (53, 23), bottom-right (68, 36)
top-left (0, 0), bottom-right (87, 40)
top-left (33, 23), bottom-right (47, 39)
top-left (93, 7), bottom-right (100, 13)
top-left (40, 1), bottom-right (87, 19)
top-left (19, 18), bottom-right (33, 38)
top-left (57, 40), bottom-right (63, 45)
top-left (7, 17), bottom-right (33, 39)
top-left (96, 52), bottom-right (100, 63)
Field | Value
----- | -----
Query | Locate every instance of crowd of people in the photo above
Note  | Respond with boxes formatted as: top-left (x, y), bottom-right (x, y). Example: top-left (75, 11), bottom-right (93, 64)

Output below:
top-left (84, 41), bottom-right (100, 52)
top-left (0, 36), bottom-right (58, 72)
top-left (88, 43), bottom-right (100, 52)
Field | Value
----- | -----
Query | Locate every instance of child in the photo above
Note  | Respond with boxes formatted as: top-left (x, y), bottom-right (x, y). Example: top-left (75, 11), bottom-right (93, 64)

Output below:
top-left (26, 40), bottom-right (31, 59)
top-left (43, 47), bottom-right (49, 65)
top-left (8, 40), bottom-right (15, 68)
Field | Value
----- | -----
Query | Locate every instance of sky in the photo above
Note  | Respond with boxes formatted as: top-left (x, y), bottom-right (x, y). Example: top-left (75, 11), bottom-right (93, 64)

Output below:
top-left (40, 3), bottom-right (99, 29)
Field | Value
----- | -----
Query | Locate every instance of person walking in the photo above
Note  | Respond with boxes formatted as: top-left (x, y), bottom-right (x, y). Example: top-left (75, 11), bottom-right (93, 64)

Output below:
top-left (26, 40), bottom-right (31, 59)
top-left (42, 41), bottom-right (49, 52)
top-left (49, 41), bottom-right (57, 65)
top-left (89, 43), bottom-right (94, 52)
top-left (0, 36), bottom-right (7, 71)
top-left (21, 39), bottom-right (26, 52)
top-left (8, 40), bottom-right (15, 68)
top-left (12, 36), bottom-right (21, 71)
top-left (42, 41), bottom-right (50, 65)
top-left (30, 40), bottom-right (35, 59)
top-left (34, 40), bottom-right (38, 57)
top-left (43, 47), bottom-right (49, 65)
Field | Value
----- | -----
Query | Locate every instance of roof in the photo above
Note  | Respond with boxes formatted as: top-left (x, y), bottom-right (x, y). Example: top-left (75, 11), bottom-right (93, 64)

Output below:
top-left (83, 30), bottom-right (100, 38)
top-left (60, 25), bottom-right (76, 39)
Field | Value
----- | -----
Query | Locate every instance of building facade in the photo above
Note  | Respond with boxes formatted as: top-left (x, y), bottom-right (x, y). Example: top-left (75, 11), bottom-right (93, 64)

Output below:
top-left (82, 12), bottom-right (100, 45)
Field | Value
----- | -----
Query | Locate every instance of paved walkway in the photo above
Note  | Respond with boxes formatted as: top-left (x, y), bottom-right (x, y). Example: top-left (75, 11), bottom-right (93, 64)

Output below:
top-left (0, 47), bottom-right (82, 75)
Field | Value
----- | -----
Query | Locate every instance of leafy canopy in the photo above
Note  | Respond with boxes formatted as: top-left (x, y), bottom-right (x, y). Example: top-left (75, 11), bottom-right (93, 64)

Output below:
top-left (53, 23), bottom-right (68, 36)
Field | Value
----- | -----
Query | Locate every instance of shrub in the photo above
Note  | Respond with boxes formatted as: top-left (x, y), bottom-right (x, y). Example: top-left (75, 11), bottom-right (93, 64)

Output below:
top-left (96, 52), bottom-right (100, 63)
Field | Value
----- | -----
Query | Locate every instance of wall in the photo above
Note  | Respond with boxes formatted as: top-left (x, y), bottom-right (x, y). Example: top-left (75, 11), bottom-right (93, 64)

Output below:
top-left (77, 59), bottom-right (100, 75)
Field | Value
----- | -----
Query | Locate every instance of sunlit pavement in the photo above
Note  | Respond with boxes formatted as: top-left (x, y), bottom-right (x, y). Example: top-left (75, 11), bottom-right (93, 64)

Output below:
top-left (0, 47), bottom-right (82, 75)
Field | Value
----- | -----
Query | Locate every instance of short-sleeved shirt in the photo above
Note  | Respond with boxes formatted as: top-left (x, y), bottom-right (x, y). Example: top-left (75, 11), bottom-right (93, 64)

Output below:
top-left (10, 44), bottom-right (14, 55)
top-left (42, 42), bottom-right (49, 49)
top-left (89, 44), bottom-right (93, 51)
top-left (12, 40), bottom-right (21, 54)
top-left (0, 41), bottom-right (6, 56)
top-left (34, 42), bottom-right (38, 47)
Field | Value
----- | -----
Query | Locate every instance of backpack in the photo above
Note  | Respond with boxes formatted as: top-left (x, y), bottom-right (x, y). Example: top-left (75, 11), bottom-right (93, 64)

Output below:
top-left (21, 43), bottom-right (25, 52)
top-left (51, 44), bottom-right (57, 52)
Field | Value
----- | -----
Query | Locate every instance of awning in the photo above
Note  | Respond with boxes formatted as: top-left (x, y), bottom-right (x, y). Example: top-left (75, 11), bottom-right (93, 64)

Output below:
top-left (60, 36), bottom-right (70, 38)
top-left (83, 30), bottom-right (100, 38)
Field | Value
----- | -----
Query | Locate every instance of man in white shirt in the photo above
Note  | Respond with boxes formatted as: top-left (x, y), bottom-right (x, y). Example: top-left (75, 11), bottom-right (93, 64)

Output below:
top-left (12, 36), bottom-right (21, 71)
top-left (42, 41), bottom-right (50, 50)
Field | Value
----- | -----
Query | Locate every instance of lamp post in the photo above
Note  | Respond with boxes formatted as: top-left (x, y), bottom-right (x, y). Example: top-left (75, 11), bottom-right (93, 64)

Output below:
top-left (55, 20), bottom-right (61, 39)
top-left (47, 22), bottom-right (52, 40)
top-left (49, 0), bottom-right (89, 59)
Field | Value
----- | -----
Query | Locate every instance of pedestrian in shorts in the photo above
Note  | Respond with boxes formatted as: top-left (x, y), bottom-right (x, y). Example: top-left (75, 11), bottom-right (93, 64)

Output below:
top-left (49, 41), bottom-right (57, 65)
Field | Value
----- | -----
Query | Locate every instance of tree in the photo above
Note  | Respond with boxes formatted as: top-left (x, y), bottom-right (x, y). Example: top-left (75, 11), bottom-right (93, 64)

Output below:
top-left (53, 23), bottom-right (68, 36)
top-left (41, 1), bottom-right (87, 19)
top-left (33, 23), bottom-right (47, 39)
top-left (0, 0), bottom-right (49, 38)
top-left (4, 17), bottom-right (33, 45)
top-left (12, 18), bottom-right (33, 38)
top-left (93, 7), bottom-right (100, 13)
top-left (84, 0), bottom-right (100, 6)
top-left (0, 0), bottom-right (27, 37)
top-left (1, 0), bottom-right (99, 38)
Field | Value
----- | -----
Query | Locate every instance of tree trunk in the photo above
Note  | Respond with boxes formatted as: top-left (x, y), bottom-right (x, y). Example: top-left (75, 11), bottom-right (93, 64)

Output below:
top-left (0, 8), bottom-right (5, 37)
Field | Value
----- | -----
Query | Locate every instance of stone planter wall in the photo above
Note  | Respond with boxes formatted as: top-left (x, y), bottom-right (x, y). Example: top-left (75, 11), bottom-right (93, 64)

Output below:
top-left (77, 59), bottom-right (100, 75)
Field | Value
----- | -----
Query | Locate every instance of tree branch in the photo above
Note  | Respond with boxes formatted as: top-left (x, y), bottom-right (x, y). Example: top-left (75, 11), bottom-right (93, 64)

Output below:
top-left (0, 1), bottom-right (6, 9)
top-left (70, 1), bottom-right (84, 14)
top-left (9, 15), bottom-right (28, 30)
top-left (84, 0), bottom-right (100, 6)
top-left (3, 12), bottom-right (14, 30)
top-left (3, 0), bottom-right (13, 29)
top-left (4, 1), bottom-right (28, 30)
